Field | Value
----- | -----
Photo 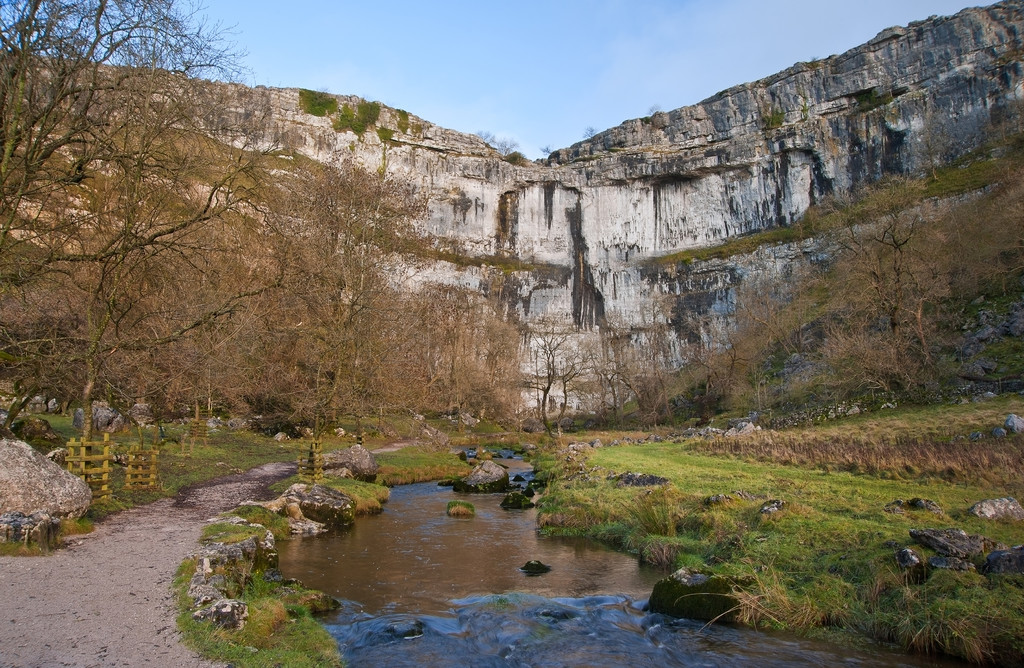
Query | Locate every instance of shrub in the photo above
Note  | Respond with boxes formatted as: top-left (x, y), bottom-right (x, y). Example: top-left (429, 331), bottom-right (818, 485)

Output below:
top-left (503, 151), bottom-right (528, 166)
top-left (332, 100), bottom-right (382, 136)
top-left (298, 89), bottom-right (337, 117)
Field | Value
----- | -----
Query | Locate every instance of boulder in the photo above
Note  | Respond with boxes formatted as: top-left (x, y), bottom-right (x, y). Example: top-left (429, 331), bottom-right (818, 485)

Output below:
top-left (227, 417), bottom-right (250, 430)
top-left (91, 402), bottom-right (125, 433)
top-left (1005, 414), bottom-right (1024, 434)
top-left (968, 497), bottom-right (1024, 521)
top-left (0, 438), bottom-right (91, 519)
top-left (0, 511), bottom-right (61, 548)
top-left (521, 417), bottom-right (546, 433)
top-left (12, 417), bottom-right (63, 447)
top-left (520, 560), bottom-right (552, 575)
top-left (724, 421), bottom-right (758, 438)
top-left (272, 431), bottom-right (290, 442)
top-left (127, 403), bottom-right (154, 425)
top-left (452, 460), bottom-right (509, 494)
top-left (275, 483), bottom-right (354, 528)
top-left (928, 556), bottom-right (976, 571)
top-left (500, 491), bottom-right (535, 510)
top-left (909, 528), bottom-right (1006, 559)
top-left (648, 568), bottom-right (740, 622)
top-left (885, 498), bottom-right (943, 515)
top-left (420, 423), bottom-right (450, 447)
top-left (984, 546), bottom-right (1024, 575)
top-left (760, 499), bottom-right (787, 514)
top-left (192, 599), bottom-right (248, 630)
top-left (323, 444), bottom-right (379, 482)
top-left (616, 472), bottom-right (670, 488)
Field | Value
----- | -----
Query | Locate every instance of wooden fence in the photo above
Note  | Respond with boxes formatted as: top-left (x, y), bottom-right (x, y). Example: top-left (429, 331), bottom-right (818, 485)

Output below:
top-left (66, 434), bottom-right (113, 501)
top-left (297, 440), bottom-right (324, 483)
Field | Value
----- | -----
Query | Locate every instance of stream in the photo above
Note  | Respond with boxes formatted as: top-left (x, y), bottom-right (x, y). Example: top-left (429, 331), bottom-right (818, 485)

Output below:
top-left (278, 460), bottom-right (957, 667)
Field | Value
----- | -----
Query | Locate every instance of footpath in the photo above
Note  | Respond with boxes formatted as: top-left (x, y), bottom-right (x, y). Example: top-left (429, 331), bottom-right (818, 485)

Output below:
top-left (0, 462), bottom-right (294, 668)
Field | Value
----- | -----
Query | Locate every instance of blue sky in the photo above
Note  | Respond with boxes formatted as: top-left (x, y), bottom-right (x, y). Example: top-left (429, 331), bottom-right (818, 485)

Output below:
top-left (203, 0), bottom-right (976, 158)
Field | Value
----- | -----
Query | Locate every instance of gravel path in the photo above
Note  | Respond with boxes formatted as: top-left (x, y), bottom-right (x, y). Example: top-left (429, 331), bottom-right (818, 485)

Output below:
top-left (0, 461), bottom-right (295, 668)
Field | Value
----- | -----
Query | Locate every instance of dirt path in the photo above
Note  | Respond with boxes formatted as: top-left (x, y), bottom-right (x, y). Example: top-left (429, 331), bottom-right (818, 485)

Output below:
top-left (0, 461), bottom-right (295, 668)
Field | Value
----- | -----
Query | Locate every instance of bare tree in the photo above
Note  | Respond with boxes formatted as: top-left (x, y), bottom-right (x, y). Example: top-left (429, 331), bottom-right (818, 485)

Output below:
top-left (523, 319), bottom-right (587, 433)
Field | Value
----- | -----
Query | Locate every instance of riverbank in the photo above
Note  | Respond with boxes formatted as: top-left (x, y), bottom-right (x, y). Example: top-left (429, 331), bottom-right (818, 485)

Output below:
top-left (535, 397), bottom-right (1024, 664)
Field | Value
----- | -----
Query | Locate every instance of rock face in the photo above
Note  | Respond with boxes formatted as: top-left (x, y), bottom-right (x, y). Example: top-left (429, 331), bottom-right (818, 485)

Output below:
top-left (453, 460), bottom-right (510, 493)
top-left (0, 438), bottom-right (92, 519)
top-left (323, 445), bottom-right (379, 482)
top-left (228, 2), bottom-right (1024, 364)
top-left (648, 568), bottom-right (741, 622)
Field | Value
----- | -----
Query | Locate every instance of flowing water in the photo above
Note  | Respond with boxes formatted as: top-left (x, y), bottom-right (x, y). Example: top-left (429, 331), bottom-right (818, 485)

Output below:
top-left (278, 460), bottom-right (958, 667)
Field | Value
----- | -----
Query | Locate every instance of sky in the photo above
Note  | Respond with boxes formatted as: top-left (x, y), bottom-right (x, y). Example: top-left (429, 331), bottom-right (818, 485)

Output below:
top-left (202, 0), bottom-right (977, 158)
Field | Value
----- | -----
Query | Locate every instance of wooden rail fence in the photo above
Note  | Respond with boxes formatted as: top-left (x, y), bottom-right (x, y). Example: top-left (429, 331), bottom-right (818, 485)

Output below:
top-left (66, 434), bottom-right (113, 501)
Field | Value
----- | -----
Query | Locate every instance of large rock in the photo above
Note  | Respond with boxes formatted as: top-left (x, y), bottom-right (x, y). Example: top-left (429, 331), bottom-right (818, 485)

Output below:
top-left (452, 460), bottom-right (509, 494)
top-left (648, 568), bottom-right (741, 622)
top-left (0, 438), bottom-right (91, 519)
top-left (192, 599), bottom-right (248, 630)
top-left (0, 511), bottom-right (61, 548)
top-left (1005, 414), bottom-right (1024, 434)
top-left (274, 483), bottom-right (354, 528)
top-left (984, 546), bottom-right (1024, 575)
top-left (71, 402), bottom-right (125, 433)
top-left (12, 416), bottom-right (63, 446)
top-left (909, 528), bottom-right (1007, 559)
top-left (968, 497), bottom-right (1024, 522)
top-left (323, 444), bottom-right (379, 482)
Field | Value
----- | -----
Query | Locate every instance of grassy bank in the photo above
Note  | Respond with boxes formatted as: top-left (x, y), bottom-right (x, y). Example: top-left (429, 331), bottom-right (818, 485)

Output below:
top-left (174, 507), bottom-right (342, 667)
top-left (536, 401), bottom-right (1024, 663)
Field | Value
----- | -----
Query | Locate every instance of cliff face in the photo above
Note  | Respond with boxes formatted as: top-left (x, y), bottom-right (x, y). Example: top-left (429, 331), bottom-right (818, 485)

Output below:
top-left (256, 2), bottom-right (1024, 347)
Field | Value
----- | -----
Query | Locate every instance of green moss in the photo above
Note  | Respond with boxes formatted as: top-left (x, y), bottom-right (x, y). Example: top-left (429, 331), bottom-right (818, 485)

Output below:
top-left (297, 89), bottom-right (338, 117)
top-left (376, 127), bottom-right (394, 143)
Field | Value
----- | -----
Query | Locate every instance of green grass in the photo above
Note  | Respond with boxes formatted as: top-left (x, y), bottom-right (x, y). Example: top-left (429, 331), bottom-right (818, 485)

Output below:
top-left (446, 500), bottom-right (475, 517)
top-left (298, 89), bottom-right (338, 117)
top-left (536, 427), bottom-right (1024, 662)
top-left (375, 446), bottom-right (472, 485)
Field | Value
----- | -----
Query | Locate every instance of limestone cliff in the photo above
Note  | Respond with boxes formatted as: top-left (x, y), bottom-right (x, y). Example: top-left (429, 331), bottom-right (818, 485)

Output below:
top-left (252, 2), bottom-right (1024, 346)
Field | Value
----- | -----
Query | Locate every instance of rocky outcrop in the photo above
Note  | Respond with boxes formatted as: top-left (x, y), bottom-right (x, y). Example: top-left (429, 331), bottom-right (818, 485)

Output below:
top-left (452, 460), bottom-right (510, 493)
top-left (72, 402), bottom-right (125, 433)
top-left (0, 438), bottom-right (92, 520)
top-left (323, 445), bottom-right (379, 482)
